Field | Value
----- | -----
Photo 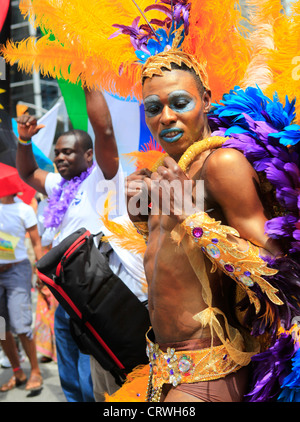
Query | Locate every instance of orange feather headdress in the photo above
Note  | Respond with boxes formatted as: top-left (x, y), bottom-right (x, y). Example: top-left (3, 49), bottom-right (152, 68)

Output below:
top-left (1, 0), bottom-right (300, 119)
top-left (0, 0), bottom-right (250, 105)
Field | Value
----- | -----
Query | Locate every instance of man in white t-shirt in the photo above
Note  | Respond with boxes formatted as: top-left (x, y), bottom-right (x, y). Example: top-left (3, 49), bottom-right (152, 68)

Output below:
top-left (0, 194), bottom-right (43, 392)
top-left (44, 156), bottom-right (125, 247)
top-left (15, 88), bottom-right (131, 402)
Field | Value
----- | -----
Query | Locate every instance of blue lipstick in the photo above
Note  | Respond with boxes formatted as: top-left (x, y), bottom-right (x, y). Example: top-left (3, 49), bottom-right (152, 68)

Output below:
top-left (160, 128), bottom-right (183, 143)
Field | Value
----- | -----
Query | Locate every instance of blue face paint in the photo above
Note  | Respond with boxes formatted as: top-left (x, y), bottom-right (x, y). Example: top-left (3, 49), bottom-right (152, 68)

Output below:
top-left (144, 90), bottom-right (196, 118)
top-left (144, 90), bottom-right (197, 143)
top-left (168, 90), bottom-right (196, 113)
top-left (159, 127), bottom-right (184, 143)
top-left (144, 95), bottom-right (163, 117)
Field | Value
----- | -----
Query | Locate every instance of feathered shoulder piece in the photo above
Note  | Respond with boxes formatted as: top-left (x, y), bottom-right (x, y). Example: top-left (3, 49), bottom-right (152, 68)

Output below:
top-left (132, 91), bottom-right (300, 403)
top-left (209, 85), bottom-right (300, 255)
top-left (207, 85), bottom-right (300, 402)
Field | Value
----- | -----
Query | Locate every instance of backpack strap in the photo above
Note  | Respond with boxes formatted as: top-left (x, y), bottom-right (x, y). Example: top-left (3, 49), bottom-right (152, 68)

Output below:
top-left (94, 231), bottom-right (113, 258)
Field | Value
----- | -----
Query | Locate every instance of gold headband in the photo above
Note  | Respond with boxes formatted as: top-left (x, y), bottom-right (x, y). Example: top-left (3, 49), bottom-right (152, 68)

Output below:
top-left (141, 49), bottom-right (210, 91)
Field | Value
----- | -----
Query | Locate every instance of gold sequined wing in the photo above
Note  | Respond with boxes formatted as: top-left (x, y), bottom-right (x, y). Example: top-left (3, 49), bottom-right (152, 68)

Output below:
top-left (182, 212), bottom-right (281, 313)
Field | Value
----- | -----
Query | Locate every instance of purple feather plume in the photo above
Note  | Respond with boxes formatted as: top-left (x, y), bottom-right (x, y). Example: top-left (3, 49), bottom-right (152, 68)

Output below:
top-left (245, 332), bottom-right (298, 402)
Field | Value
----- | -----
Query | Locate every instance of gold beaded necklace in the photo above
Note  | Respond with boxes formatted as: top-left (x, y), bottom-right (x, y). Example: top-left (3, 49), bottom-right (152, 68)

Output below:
top-left (151, 136), bottom-right (226, 173)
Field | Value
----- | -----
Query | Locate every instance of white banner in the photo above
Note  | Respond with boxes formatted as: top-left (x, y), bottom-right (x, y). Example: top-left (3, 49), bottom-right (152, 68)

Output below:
top-left (32, 102), bottom-right (60, 157)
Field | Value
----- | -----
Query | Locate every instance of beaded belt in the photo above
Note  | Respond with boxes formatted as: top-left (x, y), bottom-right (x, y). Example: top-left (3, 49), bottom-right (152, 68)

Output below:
top-left (145, 331), bottom-right (241, 402)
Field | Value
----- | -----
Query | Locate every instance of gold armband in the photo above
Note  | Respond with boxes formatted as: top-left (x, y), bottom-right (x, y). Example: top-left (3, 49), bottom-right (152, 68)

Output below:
top-left (181, 212), bottom-right (282, 312)
top-left (133, 221), bottom-right (149, 242)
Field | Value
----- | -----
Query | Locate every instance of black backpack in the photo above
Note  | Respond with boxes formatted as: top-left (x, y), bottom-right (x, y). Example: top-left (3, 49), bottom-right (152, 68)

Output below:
top-left (36, 227), bottom-right (150, 385)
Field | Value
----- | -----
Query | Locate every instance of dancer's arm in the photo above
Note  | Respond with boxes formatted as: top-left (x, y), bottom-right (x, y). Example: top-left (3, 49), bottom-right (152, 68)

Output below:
top-left (84, 87), bottom-right (119, 180)
top-left (16, 115), bottom-right (48, 195)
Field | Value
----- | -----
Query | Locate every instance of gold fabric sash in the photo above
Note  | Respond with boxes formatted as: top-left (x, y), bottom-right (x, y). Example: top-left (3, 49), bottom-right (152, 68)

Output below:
top-left (146, 330), bottom-right (242, 402)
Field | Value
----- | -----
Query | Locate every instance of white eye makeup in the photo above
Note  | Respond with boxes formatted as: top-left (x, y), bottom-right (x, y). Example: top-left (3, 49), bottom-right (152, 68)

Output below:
top-left (144, 90), bottom-right (196, 117)
top-left (144, 95), bottom-right (163, 117)
top-left (168, 91), bottom-right (196, 113)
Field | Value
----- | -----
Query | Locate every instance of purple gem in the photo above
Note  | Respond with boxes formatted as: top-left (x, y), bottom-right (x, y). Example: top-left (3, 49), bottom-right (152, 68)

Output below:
top-left (192, 227), bottom-right (203, 238)
top-left (211, 238), bottom-right (219, 243)
top-left (153, 353), bottom-right (156, 360)
top-left (170, 369), bottom-right (174, 375)
top-left (244, 271), bottom-right (251, 277)
top-left (224, 264), bottom-right (234, 273)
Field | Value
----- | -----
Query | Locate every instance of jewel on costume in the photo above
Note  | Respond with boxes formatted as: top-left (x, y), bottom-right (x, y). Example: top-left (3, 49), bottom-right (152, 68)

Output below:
top-left (192, 227), bottom-right (203, 238)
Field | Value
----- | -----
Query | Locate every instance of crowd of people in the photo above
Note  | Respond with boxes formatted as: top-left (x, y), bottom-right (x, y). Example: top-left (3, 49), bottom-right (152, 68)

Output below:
top-left (1, 0), bottom-right (300, 404)
top-left (0, 86), bottom-right (144, 402)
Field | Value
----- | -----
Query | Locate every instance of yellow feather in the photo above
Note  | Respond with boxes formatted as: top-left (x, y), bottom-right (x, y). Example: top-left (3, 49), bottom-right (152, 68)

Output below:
top-left (241, 0), bottom-right (300, 123)
top-left (240, 1), bottom-right (281, 90)
top-left (245, 0), bottom-right (283, 24)
top-left (105, 364), bottom-right (149, 402)
top-left (240, 23), bottom-right (275, 90)
top-left (2, 0), bottom-right (164, 100)
top-left (183, 0), bottom-right (251, 103)
top-left (100, 194), bottom-right (147, 256)
top-left (263, 1), bottom-right (300, 124)
top-left (123, 150), bottom-right (165, 171)
top-left (99, 195), bottom-right (148, 295)
top-left (2, 0), bottom-right (300, 112)
top-left (0, 0), bottom-right (250, 102)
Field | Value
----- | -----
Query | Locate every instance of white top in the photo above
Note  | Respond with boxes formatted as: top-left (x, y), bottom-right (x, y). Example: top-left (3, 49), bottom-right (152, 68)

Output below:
top-left (0, 198), bottom-right (37, 263)
top-left (37, 199), bottom-right (56, 247)
top-left (99, 214), bottom-right (148, 303)
top-left (43, 163), bottom-right (147, 303)
top-left (44, 163), bottom-right (126, 247)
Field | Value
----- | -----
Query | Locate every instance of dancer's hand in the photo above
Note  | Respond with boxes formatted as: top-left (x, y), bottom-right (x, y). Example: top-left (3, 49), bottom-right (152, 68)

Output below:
top-left (126, 168), bottom-right (152, 222)
top-left (17, 115), bottom-right (45, 141)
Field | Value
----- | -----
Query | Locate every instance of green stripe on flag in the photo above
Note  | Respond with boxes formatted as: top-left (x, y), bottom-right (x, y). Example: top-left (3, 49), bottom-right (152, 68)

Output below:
top-left (40, 29), bottom-right (88, 132)
top-left (58, 79), bottom-right (88, 131)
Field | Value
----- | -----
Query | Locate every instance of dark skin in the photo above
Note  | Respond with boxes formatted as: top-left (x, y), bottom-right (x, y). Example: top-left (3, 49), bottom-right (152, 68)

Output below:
top-left (16, 87), bottom-right (119, 194)
top-left (126, 69), bottom-right (282, 402)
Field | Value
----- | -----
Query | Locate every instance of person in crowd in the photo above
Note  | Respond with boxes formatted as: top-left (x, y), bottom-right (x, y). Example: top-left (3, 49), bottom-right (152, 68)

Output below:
top-left (0, 192), bottom-right (43, 392)
top-left (34, 197), bottom-right (58, 364)
top-left (16, 87), bottom-right (127, 401)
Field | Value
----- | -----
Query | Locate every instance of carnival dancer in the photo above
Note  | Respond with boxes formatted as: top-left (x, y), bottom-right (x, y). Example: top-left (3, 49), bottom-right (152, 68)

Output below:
top-left (2, 0), bottom-right (300, 403)
top-left (123, 52), bottom-right (281, 402)
top-left (15, 87), bottom-right (127, 401)
top-left (102, 7), bottom-right (300, 403)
